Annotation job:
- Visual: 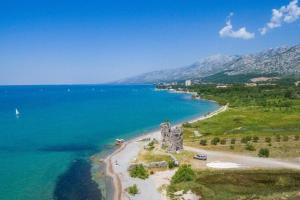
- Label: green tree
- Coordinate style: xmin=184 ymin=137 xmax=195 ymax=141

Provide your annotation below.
xmin=258 ymin=148 xmax=270 ymax=157
xmin=129 ymin=164 xmax=149 ymax=179
xmin=200 ymin=139 xmax=207 ymax=146
xmin=171 ymin=165 xmax=195 ymax=184
xmin=211 ymin=137 xmax=220 ymax=145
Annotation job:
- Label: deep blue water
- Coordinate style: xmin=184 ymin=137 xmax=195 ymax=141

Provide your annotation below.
xmin=0 ymin=85 xmax=219 ymax=200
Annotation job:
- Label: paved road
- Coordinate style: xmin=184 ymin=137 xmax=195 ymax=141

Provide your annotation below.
xmin=184 ymin=146 xmax=300 ymax=170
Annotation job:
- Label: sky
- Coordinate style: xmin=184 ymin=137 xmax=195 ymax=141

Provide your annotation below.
xmin=0 ymin=0 xmax=300 ymax=85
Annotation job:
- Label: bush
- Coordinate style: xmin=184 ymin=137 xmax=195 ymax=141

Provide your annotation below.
xmin=171 ymin=164 xmax=195 ymax=184
xmin=252 ymin=136 xmax=259 ymax=143
xmin=182 ymin=122 xmax=192 ymax=128
xmin=295 ymin=135 xmax=300 ymax=141
xmin=283 ymin=135 xmax=289 ymax=142
xmin=265 ymin=137 xmax=271 ymax=143
xmin=258 ymin=148 xmax=270 ymax=157
xmin=230 ymin=138 xmax=236 ymax=144
xmin=211 ymin=137 xmax=220 ymax=145
xmin=147 ymin=141 xmax=155 ymax=150
xmin=168 ymin=160 xmax=176 ymax=169
xmin=245 ymin=142 xmax=256 ymax=151
xmin=200 ymin=139 xmax=207 ymax=146
xmin=276 ymin=135 xmax=281 ymax=142
xmin=129 ymin=164 xmax=149 ymax=179
xmin=127 ymin=184 xmax=139 ymax=195
xmin=241 ymin=136 xmax=252 ymax=144
xmin=220 ymin=139 xmax=226 ymax=145
xmin=230 ymin=145 xmax=234 ymax=150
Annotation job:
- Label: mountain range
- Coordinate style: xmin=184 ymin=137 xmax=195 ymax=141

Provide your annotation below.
xmin=117 ymin=44 xmax=300 ymax=83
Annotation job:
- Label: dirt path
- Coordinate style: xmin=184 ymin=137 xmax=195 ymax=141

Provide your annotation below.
xmin=184 ymin=146 xmax=300 ymax=170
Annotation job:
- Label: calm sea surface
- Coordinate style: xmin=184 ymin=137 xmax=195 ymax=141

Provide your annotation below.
xmin=0 ymin=84 xmax=219 ymax=200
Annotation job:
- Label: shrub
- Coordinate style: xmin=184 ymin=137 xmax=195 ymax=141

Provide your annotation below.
xmin=258 ymin=148 xmax=270 ymax=157
xmin=127 ymin=184 xmax=139 ymax=195
xmin=129 ymin=164 xmax=149 ymax=179
xmin=283 ymin=135 xmax=289 ymax=142
xmin=245 ymin=142 xmax=256 ymax=151
xmin=211 ymin=137 xmax=220 ymax=145
xmin=147 ymin=141 xmax=155 ymax=150
xmin=230 ymin=138 xmax=236 ymax=144
xmin=241 ymin=136 xmax=252 ymax=144
xmin=230 ymin=145 xmax=234 ymax=150
xmin=295 ymin=135 xmax=300 ymax=141
xmin=200 ymin=139 xmax=207 ymax=146
xmin=168 ymin=160 xmax=176 ymax=169
xmin=252 ymin=136 xmax=259 ymax=143
xmin=265 ymin=137 xmax=271 ymax=143
xmin=182 ymin=122 xmax=192 ymax=128
xmin=268 ymin=143 xmax=272 ymax=146
xmin=150 ymin=170 xmax=154 ymax=175
xmin=276 ymin=135 xmax=281 ymax=142
xmin=220 ymin=139 xmax=226 ymax=145
xmin=171 ymin=164 xmax=195 ymax=184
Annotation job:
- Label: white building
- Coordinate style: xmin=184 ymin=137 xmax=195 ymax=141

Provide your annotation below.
xmin=185 ymin=80 xmax=192 ymax=86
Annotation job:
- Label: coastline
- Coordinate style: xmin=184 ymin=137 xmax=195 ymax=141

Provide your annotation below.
xmin=103 ymin=103 xmax=228 ymax=200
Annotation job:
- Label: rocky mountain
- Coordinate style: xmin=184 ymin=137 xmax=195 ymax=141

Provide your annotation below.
xmin=117 ymin=44 xmax=300 ymax=83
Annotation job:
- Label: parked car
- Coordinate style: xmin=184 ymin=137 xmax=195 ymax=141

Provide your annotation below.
xmin=193 ymin=154 xmax=207 ymax=160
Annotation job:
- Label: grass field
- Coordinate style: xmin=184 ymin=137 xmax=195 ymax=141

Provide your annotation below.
xmin=179 ymin=82 xmax=300 ymax=158
xmin=168 ymin=169 xmax=300 ymax=200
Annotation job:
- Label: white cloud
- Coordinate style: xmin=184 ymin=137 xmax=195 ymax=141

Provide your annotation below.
xmin=260 ymin=0 xmax=300 ymax=35
xmin=219 ymin=13 xmax=255 ymax=40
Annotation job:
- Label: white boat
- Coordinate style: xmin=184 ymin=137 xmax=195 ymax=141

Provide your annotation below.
xmin=115 ymin=138 xmax=125 ymax=145
xmin=15 ymin=108 xmax=20 ymax=116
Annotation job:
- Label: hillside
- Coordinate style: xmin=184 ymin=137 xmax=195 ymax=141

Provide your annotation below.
xmin=117 ymin=44 xmax=300 ymax=83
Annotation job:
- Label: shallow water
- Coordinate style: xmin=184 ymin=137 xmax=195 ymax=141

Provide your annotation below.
xmin=0 ymin=84 xmax=219 ymax=200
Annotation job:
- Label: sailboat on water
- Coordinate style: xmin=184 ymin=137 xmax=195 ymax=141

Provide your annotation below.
xmin=15 ymin=108 xmax=20 ymax=117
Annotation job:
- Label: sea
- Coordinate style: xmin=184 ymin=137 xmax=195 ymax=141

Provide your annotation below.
xmin=0 ymin=84 xmax=219 ymax=200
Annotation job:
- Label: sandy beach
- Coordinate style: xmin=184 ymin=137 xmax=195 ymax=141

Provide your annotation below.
xmin=104 ymin=104 xmax=228 ymax=200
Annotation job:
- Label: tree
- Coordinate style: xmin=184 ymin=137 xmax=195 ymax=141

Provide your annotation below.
xmin=129 ymin=164 xmax=149 ymax=179
xmin=231 ymin=138 xmax=236 ymax=144
xmin=171 ymin=165 xmax=195 ymax=184
xmin=258 ymin=148 xmax=270 ymax=157
xmin=245 ymin=142 xmax=255 ymax=151
xmin=241 ymin=136 xmax=252 ymax=144
xmin=252 ymin=136 xmax=259 ymax=143
xmin=220 ymin=138 xmax=226 ymax=145
xmin=200 ymin=139 xmax=207 ymax=146
xmin=211 ymin=137 xmax=220 ymax=145
xmin=265 ymin=137 xmax=271 ymax=143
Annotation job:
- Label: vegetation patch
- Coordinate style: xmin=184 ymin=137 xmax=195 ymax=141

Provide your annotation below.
xmin=126 ymin=184 xmax=139 ymax=196
xmin=168 ymin=169 xmax=300 ymax=200
xmin=129 ymin=164 xmax=149 ymax=179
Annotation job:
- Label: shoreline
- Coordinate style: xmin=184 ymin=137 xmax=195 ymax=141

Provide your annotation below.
xmin=103 ymin=103 xmax=228 ymax=200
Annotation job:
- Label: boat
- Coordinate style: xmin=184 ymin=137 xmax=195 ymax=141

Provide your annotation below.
xmin=15 ymin=108 xmax=20 ymax=116
xmin=115 ymin=138 xmax=124 ymax=145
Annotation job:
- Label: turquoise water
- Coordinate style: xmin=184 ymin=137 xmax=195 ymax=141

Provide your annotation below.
xmin=0 ymin=85 xmax=219 ymax=200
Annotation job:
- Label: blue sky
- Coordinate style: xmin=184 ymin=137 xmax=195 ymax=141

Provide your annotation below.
xmin=0 ymin=0 xmax=300 ymax=85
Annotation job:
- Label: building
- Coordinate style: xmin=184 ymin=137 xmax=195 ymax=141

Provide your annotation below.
xmin=185 ymin=80 xmax=192 ymax=86
xmin=160 ymin=122 xmax=183 ymax=152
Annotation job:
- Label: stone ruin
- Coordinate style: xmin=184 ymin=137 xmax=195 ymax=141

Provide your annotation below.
xmin=160 ymin=122 xmax=183 ymax=152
